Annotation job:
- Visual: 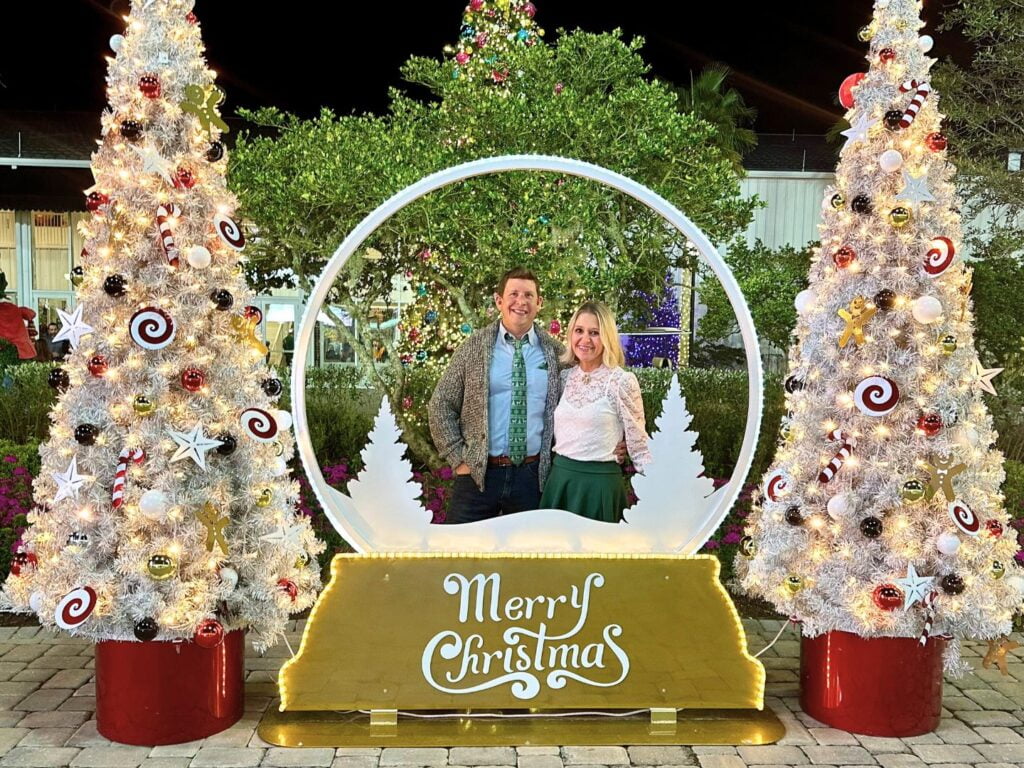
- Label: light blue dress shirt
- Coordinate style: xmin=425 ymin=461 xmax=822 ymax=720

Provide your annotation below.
xmin=488 ymin=323 xmax=548 ymax=457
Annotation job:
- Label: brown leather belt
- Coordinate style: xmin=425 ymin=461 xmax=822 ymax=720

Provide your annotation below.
xmin=488 ymin=454 xmax=540 ymax=467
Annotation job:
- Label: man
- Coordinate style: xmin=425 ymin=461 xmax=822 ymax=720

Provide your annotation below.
xmin=429 ymin=267 xmax=563 ymax=523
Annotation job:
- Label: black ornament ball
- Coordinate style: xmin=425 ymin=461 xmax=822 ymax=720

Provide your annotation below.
xmin=860 ymin=516 xmax=884 ymax=538
xmin=785 ymin=376 xmax=806 ymax=394
xmin=941 ymin=573 xmax=965 ymax=595
xmin=785 ymin=507 xmax=803 ymax=526
xmin=883 ymin=110 xmax=903 ymax=131
xmin=215 ymin=433 xmax=237 ymax=456
xmin=134 ymin=618 xmax=159 ymax=641
xmin=48 ymin=368 xmax=70 ymax=392
xmin=874 ymin=289 xmax=897 ymax=311
xmin=261 ymin=378 xmax=283 ymax=398
xmin=103 ymin=274 xmax=127 ymax=297
xmin=75 ymin=424 xmax=99 ymax=446
xmin=210 ymin=289 xmax=234 ymax=311
xmin=851 ymin=195 xmax=873 ymax=214
xmin=206 ymin=141 xmax=225 ymax=163
xmin=119 ymin=120 xmax=144 ymax=142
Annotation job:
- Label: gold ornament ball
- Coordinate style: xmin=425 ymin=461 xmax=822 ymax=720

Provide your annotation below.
xmin=273 ymin=440 xmax=285 ymax=457
xmin=133 ymin=395 xmax=155 ymax=415
xmin=992 ymin=560 xmax=1006 ymax=579
xmin=295 ymin=551 xmax=311 ymax=569
xmin=940 ymin=334 xmax=957 ymax=355
xmin=830 ymin=193 xmax=846 ymax=210
xmin=780 ymin=421 xmax=794 ymax=442
xmin=902 ymin=479 xmax=926 ymax=503
xmin=785 ymin=575 xmax=804 ymax=594
xmin=857 ymin=25 xmax=874 ymax=42
xmin=889 ymin=206 xmax=912 ymax=228
xmin=740 ymin=536 xmax=758 ymax=559
xmin=256 ymin=488 xmax=273 ymax=507
xmin=147 ymin=554 xmax=177 ymax=581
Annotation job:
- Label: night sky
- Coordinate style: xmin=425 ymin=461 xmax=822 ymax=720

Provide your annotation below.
xmin=4 ymin=0 xmax=960 ymax=134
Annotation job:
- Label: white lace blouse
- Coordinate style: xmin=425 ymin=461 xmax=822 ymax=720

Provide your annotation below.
xmin=552 ymin=365 xmax=652 ymax=471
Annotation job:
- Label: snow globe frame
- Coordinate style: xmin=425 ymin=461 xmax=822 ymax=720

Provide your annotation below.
xmin=265 ymin=156 xmax=782 ymax=747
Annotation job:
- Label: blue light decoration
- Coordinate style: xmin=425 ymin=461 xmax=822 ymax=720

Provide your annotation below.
xmin=620 ymin=275 xmax=684 ymax=368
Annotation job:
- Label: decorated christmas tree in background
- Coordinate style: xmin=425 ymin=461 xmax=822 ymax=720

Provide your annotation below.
xmin=444 ymin=0 xmax=543 ymax=84
xmin=736 ymin=0 xmax=1021 ymax=671
xmin=2 ymin=0 xmax=321 ymax=650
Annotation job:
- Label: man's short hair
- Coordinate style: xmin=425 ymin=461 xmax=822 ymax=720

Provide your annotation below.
xmin=496 ymin=267 xmax=541 ymax=298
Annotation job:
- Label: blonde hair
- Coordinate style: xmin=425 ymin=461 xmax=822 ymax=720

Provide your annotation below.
xmin=560 ymin=301 xmax=626 ymax=369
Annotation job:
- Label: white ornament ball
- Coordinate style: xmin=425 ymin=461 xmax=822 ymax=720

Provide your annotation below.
xmin=877 ymin=0 xmax=890 ymax=9
xmin=275 ymin=410 xmax=293 ymax=431
xmin=110 ymin=35 xmax=125 ymax=53
xmin=827 ymin=494 xmax=849 ymax=519
xmin=1006 ymin=574 xmax=1024 ymax=598
xmin=139 ymin=489 xmax=169 ymax=520
xmin=879 ymin=150 xmax=904 ymax=173
xmin=795 ymin=289 xmax=817 ymax=316
xmin=936 ymin=533 xmax=961 ymax=555
xmin=918 ymin=35 xmax=934 ymax=53
xmin=954 ymin=425 xmax=980 ymax=452
xmin=29 ymin=592 xmax=45 ymax=613
xmin=186 ymin=246 xmax=212 ymax=269
xmin=271 ymin=457 xmax=288 ymax=476
xmin=219 ymin=567 xmax=239 ymax=591
xmin=912 ymin=295 xmax=943 ymax=324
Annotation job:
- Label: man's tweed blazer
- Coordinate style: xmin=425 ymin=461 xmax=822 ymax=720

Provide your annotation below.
xmin=428 ymin=318 xmax=564 ymax=492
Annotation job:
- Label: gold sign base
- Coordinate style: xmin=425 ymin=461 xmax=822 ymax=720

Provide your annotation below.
xmin=265 ymin=554 xmax=782 ymax=745
xmin=257 ymin=706 xmax=785 ymax=747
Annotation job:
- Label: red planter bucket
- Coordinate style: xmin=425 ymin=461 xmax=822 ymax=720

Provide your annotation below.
xmin=800 ymin=630 xmax=945 ymax=737
xmin=95 ymin=629 xmax=245 ymax=745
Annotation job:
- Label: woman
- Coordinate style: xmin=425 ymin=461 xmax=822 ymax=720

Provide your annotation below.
xmin=540 ymin=301 xmax=651 ymax=522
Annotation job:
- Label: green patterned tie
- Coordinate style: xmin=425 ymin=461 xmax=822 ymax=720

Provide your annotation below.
xmin=508 ymin=336 xmax=527 ymax=465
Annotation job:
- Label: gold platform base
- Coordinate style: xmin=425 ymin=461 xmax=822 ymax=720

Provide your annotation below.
xmin=258 ymin=704 xmax=786 ymax=747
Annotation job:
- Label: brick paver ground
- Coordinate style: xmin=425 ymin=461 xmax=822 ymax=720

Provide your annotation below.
xmin=0 ymin=620 xmax=1019 ymax=768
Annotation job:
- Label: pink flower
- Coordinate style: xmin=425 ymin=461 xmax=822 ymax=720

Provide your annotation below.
xmin=436 ymin=466 xmax=454 ymax=480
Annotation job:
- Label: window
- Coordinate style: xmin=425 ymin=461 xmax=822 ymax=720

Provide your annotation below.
xmin=31 ymin=211 xmax=73 ymax=291
xmin=0 ymin=212 xmax=15 ymax=297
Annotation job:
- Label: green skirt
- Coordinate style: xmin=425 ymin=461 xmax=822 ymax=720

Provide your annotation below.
xmin=540 ymin=454 xmax=628 ymax=523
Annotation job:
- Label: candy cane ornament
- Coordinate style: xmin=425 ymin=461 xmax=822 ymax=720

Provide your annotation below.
xmin=819 ymin=428 xmax=857 ymax=483
xmin=111 ymin=448 xmax=146 ymax=508
xmin=156 ymin=202 xmax=181 ymax=267
xmin=899 ymin=80 xmax=931 ymax=129
xmin=918 ymin=590 xmax=938 ymax=646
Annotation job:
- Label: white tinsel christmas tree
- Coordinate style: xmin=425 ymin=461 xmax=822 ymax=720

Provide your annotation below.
xmin=736 ymin=0 xmax=1020 ymax=672
xmin=2 ymin=0 xmax=321 ymax=651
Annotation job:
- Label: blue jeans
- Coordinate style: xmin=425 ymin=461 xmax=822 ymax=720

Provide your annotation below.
xmin=445 ymin=463 xmax=541 ymax=524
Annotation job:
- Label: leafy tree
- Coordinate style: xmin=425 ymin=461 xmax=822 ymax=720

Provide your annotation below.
xmin=695 ymin=239 xmax=813 ymax=350
xmin=672 ymin=64 xmax=758 ymax=172
xmin=231 ymin=19 xmax=757 ymax=466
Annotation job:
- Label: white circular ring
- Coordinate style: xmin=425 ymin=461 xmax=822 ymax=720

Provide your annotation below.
xmin=290 ymin=155 xmax=763 ymax=553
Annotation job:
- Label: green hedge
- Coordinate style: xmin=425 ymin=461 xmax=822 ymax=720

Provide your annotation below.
xmin=0 ymin=363 xmax=58 ymax=447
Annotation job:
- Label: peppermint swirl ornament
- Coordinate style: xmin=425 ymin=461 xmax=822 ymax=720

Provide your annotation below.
xmin=214 ymin=213 xmax=245 ymax=251
xmin=764 ymin=469 xmax=792 ymax=503
xmin=948 ymin=500 xmax=981 ymax=536
xmin=130 ymin=308 xmax=176 ymax=350
xmin=55 ymin=586 xmax=97 ymax=630
xmin=924 ymin=237 xmax=955 ymax=278
xmin=240 ymin=408 xmax=278 ymax=442
xmin=854 ymin=376 xmax=900 ymax=417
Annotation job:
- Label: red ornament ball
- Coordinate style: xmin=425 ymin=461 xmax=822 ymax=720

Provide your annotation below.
xmin=455 ymin=52 xmax=470 ymax=65
xmin=873 ymin=584 xmax=904 ymax=611
xmin=85 ymin=191 xmax=109 ymax=212
xmin=521 ymin=2 xmax=537 ymax=17
xmin=180 ymin=367 xmax=206 ymax=393
xmin=916 ymin=412 xmax=943 ymax=437
xmin=549 ymin=319 xmax=562 ymax=335
xmin=243 ymin=305 xmax=262 ymax=323
xmin=88 ymin=355 xmax=109 ymax=377
xmin=925 ymin=132 xmax=948 ymax=152
xmin=838 ymin=72 xmax=866 ymax=109
xmin=984 ymin=519 xmax=1004 ymax=538
xmin=833 ymin=246 xmax=856 ymax=269
xmin=277 ymin=579 xmax=298 ymax=601
xmin=174 ymin=167 xmax=196 ymax=189
xmin=470 ymin=0 xmax=484 ymax=10
xmin=402 ymin=396 xmax=414 ymax=410
xmin=186 ymin=11 xmax=198 ymax=24
xmin=879 ymin=47 xmax=897 ymax=63
xmin=138 ymin=75 xmax=161 ymax=99
xmin=194 ymin=619 xmax=224 ymax=648
xmin=10 ymin=551 xmax=37 ymax=577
